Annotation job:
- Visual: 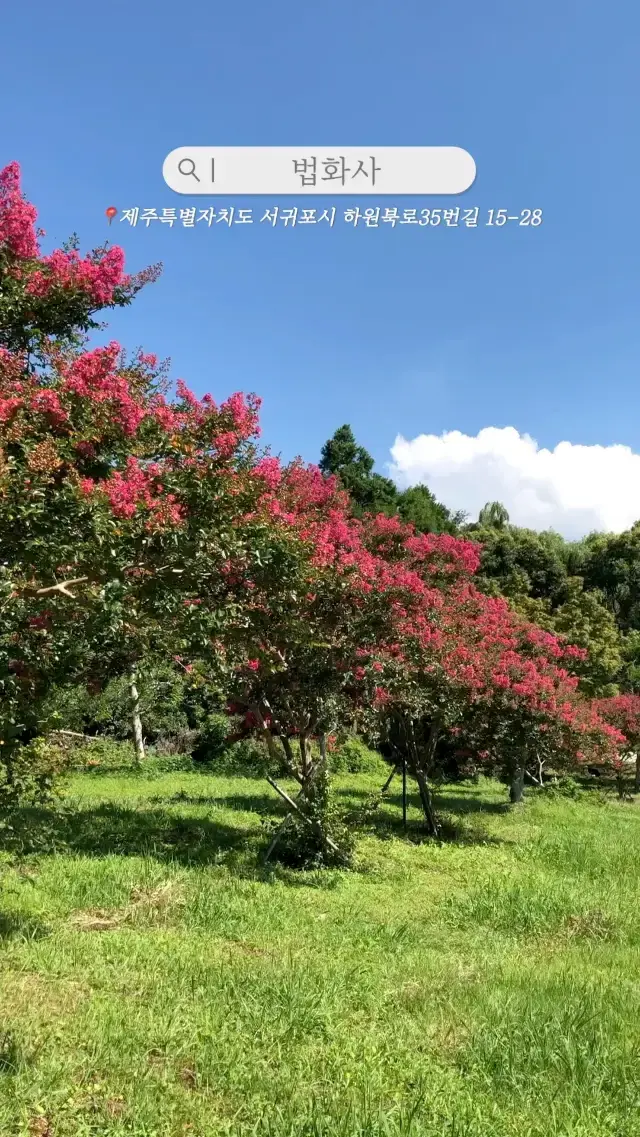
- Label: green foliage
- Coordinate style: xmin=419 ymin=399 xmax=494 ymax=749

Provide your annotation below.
xmin=73 ymin=736 xmax=196 ymax=777
xmin=192 ymin=714 xmax=280 ymax=776
xmin=618 ymin=630 xmax=640 ymax=692
xmin=477 ymin=500 xmax=510 ymax=529
xmin=329 ymin=735 xmax=387 ymax=775
xmin=551 ymin=580 xmax=622 ymax=696
xmin=506 ymin=578 xmax=624 ymax=698
xmin=474 ymin=525 xmax=629 ymax=696
xmin=87 ymin=666 xmax=190 ymax=742
xmin=319 ymin=424 xmax=459 ymax=532
xmin=42 ymin=664 xmax=208 ymax=751
xmin=544 ymin=775 xmax=587 ymax=800
xmin=262 ymin=764 xmax=356 ymax=869
xmin=73 ymin=736 xmax=140 ymax=772
xmin=319 ymin=424 xmax=398 ymax=517
xmin=476 ymin=526 xmax=570 ymax=607
xmin=579 ymin=524 xmax=640 ymax=632
xmin=190 ymin=712 xmax=230 ymax=763
xmin=396 ymin=483 xmax=463 ymax=534
xmin=0 ymin=737 xmax=71 ymax=812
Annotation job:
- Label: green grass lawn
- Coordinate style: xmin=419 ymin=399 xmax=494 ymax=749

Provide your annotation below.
xmin=1 ymin=770 xmax=639 ymax=1136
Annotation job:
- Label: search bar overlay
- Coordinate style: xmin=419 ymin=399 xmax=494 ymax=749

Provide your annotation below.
xmin=163 ymin=147 xmax=476 ymax=196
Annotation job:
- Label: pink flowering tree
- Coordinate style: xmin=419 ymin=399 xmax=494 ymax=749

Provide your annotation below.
xmin=207 ymin=463 xmax=621 ymax=838
xmin=0 ymin=162 xmax=266 ymax=786
xmin=321 ymin=513 xmax=623 ymax=823
xmin=0 ymin=162 xmax=159 ymax=357
xmin=593 ymin=694 xmax=640 ymax=793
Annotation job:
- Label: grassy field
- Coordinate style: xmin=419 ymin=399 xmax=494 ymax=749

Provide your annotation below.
xmin=0 ymin=768 xmax=639 ymax=1137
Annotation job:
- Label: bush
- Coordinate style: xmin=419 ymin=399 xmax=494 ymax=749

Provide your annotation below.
xmin=153 ymin=727 xmax=198 ymax=757
xmin=0 ymin=738 xmax=72 ymax=812
xmin=219 ymin=736 xmax=284 ymax=777
xmin=261 ymin=764 xmax=356 ymax=869
xmin=329 ymin=736 xmax=387 ymax=776
xmin=76 ymin=737 xmax=197 ymax=777
xmin=139 ymin=750 xmax=196 ymax=775
xmin=191 ymin=713 xmax=231 ymax=764
xmin=542 ymin=775 xmax=586 ymax=800
xmin=192 ymin=714 xmax=288 ymax=776
xmin=72 ymin=736 xmax=135 ymax=773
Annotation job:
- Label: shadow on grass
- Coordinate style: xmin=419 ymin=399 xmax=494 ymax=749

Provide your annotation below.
xmin=433 ymin=793 xmax=510 ymax=816
xmin=337 ymin=785 xmax=510 ymax=816
xmin=342 ymin=791 xmax=505 ymax=847
xmin=147 ymin=791 xmax=282 ymax=813
xmin=0 ymin=773 xmax=512 ymax=879
xmin=360 ymin=812 xmax=504 ymax=847
xmin=1 ymin=803 xmax=352 ymax=892
xmin=1 ymin=802 xmax=264 ymax=867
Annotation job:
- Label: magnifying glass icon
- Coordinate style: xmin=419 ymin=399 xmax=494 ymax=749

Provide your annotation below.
xmin=178 ymin=158 xmax=200 ymax=182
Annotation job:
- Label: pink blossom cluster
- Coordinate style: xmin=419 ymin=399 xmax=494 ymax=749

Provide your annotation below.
xmin=27 ymin=246 xmax=126 ymax=305
xmin=80 ymin=455 xmax=183 ymax=527
xmin=30 ymin=388 xmax=69 ymax=427
xmin=62 ymin=343 xmax=146 ymax=435
xmin=0 ymin=162 xmax=38 ymax=259
xmin=253 ymin=456 xmax=282 ymax=489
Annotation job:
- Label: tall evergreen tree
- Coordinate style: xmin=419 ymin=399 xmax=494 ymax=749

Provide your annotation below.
xmin=319 ymin=425 xmax=460 ymax=533
xmin=319 ymin=424 xmax=398 ymax=517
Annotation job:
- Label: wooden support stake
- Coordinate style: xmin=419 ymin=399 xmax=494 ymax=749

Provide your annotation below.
xmin=381 ymin=763 xmax=398 ymax=794
xmin=402 ymin=752 xmax=407 ymax=830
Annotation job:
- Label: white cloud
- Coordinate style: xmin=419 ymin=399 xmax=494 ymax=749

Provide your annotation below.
xmin=388 ymin=426 xmax=640 ymax=539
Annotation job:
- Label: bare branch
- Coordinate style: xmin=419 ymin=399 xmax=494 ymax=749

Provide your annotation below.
xmin=36 ymin=577 xmax=89 ymax=598
xmin=48 ymin=729 xmax=91 ymax=740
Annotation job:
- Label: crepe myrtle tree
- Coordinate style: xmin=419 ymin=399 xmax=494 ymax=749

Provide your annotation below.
xmin=593 ymin=694 xmax=640 ymax=794
xmin=335 ymin=515 xmax=623 ymax=824
xmin=0 ymin=161 xmax=160 ymax=358
xmin=0 ymin=161 xmax=271 ymax=782
xmin=215 ymin=469 xmax=622 ymax=838
xmin=212 ymin=462 xmax=369 ymax=863
xmin=0 ymin=339 xmax=268 ymax=763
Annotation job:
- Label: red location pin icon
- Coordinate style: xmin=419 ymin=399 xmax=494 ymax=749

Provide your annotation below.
xmin=105 ymin=206 xmax=118 ymax=226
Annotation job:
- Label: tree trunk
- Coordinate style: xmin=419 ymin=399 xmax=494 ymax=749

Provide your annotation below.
xmin=281 ymin=734 xmax=296 ymax=774
xmin=299 ymin=733 xmax=311 ymax=781
xmin=406 ymin=716 xmax=441 ymax=837
xmin=635 ymin=753 xmax=640 ymax=795
xmin=128 ymin=665 xmax=145 ymax=765
xmin=510 ymin=763 xmax=525 ymax=804
xmin=263 ymin=732 xmax=339 ymax=864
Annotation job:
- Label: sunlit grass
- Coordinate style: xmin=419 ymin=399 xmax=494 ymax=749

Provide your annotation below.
xmin=1 ymin=771 xmax=639 ymax=1135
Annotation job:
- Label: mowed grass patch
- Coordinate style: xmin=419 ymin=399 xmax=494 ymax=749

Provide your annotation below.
xmin=0 ymin=772 xmax=639 ymax=1136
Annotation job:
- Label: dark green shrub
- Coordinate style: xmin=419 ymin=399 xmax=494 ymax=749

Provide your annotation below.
xmin=0 ymin=738 xmax=72 ymax=811
xmin=191 ymin=713 xmax=231 ymax=764
xmin=261 ymin=764 xmax=356 ymax=869
xmin=192 ymin=714 xmax=288 ymax=776
xmin=329 ymin=736 xmax=387 ymax=776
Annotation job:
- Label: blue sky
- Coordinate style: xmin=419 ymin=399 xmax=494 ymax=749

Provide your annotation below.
xmin=2 ymin=0 xmax=640 ymax=531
